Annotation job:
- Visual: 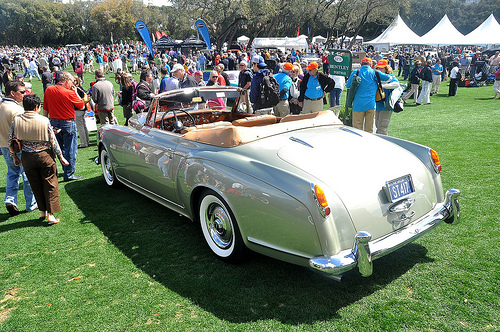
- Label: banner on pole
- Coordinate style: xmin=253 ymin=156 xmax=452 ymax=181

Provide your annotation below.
xmin=195 ymin=19 xmax=211 ymax=49
xmin=135 ymin=21 xmax=154 ymax=55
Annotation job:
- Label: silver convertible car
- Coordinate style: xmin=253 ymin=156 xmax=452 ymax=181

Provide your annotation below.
xmin=97 ymin=86 xmax=460 ymax=280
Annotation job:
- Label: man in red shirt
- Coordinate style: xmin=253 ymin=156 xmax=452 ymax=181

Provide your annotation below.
xmin=322 ymin=51 xmax=330 ymax=74
xmin=43 ymin=71 xmax=85 ymax=181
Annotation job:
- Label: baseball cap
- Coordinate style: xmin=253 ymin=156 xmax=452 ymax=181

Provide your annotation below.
xmin=306 ymin=62 xmax=319 ymax=71
xmin=251 ymin=55 xmax=267 ymax=67
xmin=283 ymin=62 xmax=294 ymax=71
xmin=375 ymin=59 xmax=389 ymax=68
xmin=194 ymin=70 xmax=203 ymax=76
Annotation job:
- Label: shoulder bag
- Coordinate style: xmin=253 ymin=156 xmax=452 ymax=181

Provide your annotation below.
xmin=375 ymin=70 xmax=386 ymax=102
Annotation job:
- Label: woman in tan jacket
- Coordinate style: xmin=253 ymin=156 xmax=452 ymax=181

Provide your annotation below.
xmin=9 ymin=94 xmax=69 ymax=225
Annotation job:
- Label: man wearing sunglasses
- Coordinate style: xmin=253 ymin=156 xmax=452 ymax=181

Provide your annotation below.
xmin=0 ymin=80 xmax=37 ymax=216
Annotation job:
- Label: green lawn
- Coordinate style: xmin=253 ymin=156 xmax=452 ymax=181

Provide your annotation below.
xmin=0 ymin=69 xmax=499 ymax=331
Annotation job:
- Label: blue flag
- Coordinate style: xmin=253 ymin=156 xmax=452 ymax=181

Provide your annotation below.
xmin=135 ymin=21 xmax=154 ymax=55
xmin=195 ymin=19 xmax=211 ymax=50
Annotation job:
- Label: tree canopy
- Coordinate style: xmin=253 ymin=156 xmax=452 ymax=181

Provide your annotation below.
xmin=0 ymin=0 xmax=498 ymax=48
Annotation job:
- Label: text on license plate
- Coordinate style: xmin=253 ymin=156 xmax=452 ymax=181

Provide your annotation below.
xmin=386 ymin=175 xmax=414 ymax=202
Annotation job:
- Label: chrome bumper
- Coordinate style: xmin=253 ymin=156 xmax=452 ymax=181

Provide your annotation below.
xmin=309 ymin=189 xmax=460 ymax=277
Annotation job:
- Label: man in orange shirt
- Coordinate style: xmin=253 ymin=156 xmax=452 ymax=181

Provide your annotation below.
xmin=43 ymin=71 xmax=85 ymax=181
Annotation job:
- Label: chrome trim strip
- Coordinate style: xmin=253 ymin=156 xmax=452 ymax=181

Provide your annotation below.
xmin=247 ymin=237 xmax=312 ymax=259
xmin=339 ymin=126 xmax=363 ymax=137
xmin=289 ymin=136 xmax=314 ymax=148
xmin=309 ymin=189 xmax=460 ymax=276
xmin=116 ymin=174 xmax=184 ymax=209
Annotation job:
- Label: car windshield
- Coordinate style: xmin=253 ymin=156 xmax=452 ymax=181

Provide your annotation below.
xmin=145 ymin=86 xmax=246 ymax=128
xmin=157 ymin=87 xmax=241 ymax=109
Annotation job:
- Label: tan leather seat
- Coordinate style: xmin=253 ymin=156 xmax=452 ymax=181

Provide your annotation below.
xmin=182 ymin=121 xmax=232 ymax=133
xmin=182 ymin=125 xmax=243 ymax=147
xmin=232 ymin=114 xmax=277 ymax=127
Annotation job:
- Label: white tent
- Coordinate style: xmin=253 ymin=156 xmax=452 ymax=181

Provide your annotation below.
xmin=463 ymin=14 xmax=500 ymax=46
xmin=312 ymin=35 xmax=327 ymax=44
xmin=366 ymin=14 xmax=423 ymax=50
xmin=237 ymin=35 xmax=250 ymax=44
xmin=420 ymin=14 xmax=465 ymax=46
xmin=252 ymin=37 xmax=308 ymax=51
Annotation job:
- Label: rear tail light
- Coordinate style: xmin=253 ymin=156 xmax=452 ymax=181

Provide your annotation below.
xmin=312 ymin=184 xmax=331 ymax=217
xmin=430 ymin=149 xmax=442 ymax=173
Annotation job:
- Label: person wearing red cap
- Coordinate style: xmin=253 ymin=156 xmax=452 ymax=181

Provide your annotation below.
xmin=194 ymin=71 xmax=206 ymax=86
xmin=298 ymin=62 xmax=335 ymax=114
xmin=346 ymin=57 xmax=391 ymax=132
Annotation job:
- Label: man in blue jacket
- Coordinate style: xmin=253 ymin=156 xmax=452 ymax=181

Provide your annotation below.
xmin=249 ymin=55 xmax=270 ymax=112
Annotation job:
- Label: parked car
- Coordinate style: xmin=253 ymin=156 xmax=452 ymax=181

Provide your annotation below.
xmin=97 ymin=86 xmax=460 ymax=280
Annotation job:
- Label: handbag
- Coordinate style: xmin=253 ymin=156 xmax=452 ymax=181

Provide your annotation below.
xmin=375 ymin=71 xmax=385 ymax=102
xmin=9 ymin=138 xmax=21 ymax=154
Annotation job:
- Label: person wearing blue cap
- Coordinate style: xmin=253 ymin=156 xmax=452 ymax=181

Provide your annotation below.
xmin=249 ymin=55 xmax=270 ymax=112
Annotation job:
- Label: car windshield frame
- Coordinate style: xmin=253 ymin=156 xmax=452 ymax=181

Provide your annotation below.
xmin=145 ymin=86 xmax=245 ymax=127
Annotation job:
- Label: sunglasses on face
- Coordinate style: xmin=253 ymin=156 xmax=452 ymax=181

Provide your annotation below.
xmin=18 ymin=90 xmax=26 ymax=94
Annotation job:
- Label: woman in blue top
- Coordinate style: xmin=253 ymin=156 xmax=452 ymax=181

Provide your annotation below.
xmin=374 ymin=60 xmax=401 ymax=136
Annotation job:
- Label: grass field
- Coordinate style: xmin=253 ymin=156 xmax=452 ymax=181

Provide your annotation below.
xmin=0 ymin=68 xmax=499 ymax=331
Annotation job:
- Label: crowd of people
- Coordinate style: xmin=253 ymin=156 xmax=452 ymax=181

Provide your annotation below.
xmin=1 ymin=41 xmax=499 ymax=224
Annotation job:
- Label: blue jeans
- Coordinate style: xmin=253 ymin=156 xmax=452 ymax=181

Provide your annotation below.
xmin=329 ymin=89 xmax=342 ymax=107
xmin=50 ymin=119 xmax=78 ymax=181
xmin=1 ymin=147 xmax=37 ymax=211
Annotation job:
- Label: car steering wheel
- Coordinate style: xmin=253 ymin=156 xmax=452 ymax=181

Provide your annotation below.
xmin=171 ymin=109 xmax=197 ymax=132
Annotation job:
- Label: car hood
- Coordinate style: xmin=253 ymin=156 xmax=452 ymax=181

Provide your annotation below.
xmin=277 ymin=126 xmax=438 ymax=239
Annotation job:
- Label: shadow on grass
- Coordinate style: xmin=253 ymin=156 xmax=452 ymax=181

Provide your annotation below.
xmin=0 ymin=213 xmax=48 ymax=230
xmin=66 ymin=176 xmax=433 ymax=325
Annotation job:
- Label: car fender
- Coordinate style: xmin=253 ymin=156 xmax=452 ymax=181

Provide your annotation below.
xmin=176 ymin=156 xmax=347 ymax=265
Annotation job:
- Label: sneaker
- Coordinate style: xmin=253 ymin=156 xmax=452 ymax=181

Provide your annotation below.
xmin=6 ymin=203 xmax=20 ymax=216
xmin=415 ymin=103 xmax=421 ymax=105
xmin=66 ymin=175 xmax=83 ymax=181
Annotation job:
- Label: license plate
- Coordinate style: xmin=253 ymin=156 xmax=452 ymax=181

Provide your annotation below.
xmin=385 ymin=175 xmax=414 ymax=202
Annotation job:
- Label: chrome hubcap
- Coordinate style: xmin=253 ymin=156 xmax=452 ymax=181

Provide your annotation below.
xmin=206 ymin=203 xmax=233 ymax=249
xmin=102 ymin=152 xmax=113 ymax=183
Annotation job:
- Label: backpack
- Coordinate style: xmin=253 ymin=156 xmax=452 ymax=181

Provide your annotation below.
xmin=259 ymin=73 xmax=280 ymax=108
xmin=132 ymin=82 xmax=150 ymax=113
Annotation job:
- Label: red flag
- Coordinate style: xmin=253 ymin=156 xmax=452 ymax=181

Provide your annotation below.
xmin=297 ymin=27 xmax=300 ymax=37
xmin=155 ymin=31 xmax=162 ymax=40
